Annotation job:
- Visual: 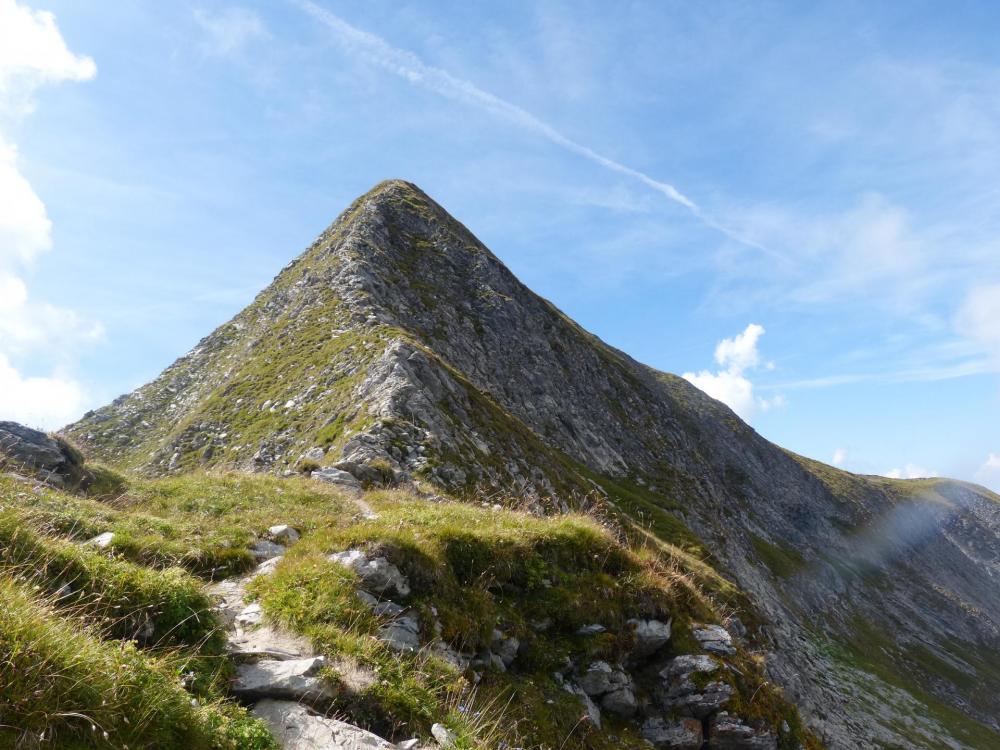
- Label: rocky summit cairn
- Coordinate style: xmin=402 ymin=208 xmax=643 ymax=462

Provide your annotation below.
xmin=65 ymin=180 xmax=1000 ymax=749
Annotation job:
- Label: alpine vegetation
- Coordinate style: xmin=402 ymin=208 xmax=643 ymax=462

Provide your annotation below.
xmin=2 ymin=182 xmax=998 ymax=749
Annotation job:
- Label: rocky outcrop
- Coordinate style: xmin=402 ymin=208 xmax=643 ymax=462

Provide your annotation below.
xmin=0 ymin=421 xmax=91 ymax=489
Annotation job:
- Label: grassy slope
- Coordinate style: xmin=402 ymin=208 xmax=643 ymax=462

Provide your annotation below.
xmin=0 ymin=468 xmax=818 ymax=749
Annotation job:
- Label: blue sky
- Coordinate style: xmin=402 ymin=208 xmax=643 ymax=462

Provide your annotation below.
xmin=1 ymin=0 xmax=998 ymax=490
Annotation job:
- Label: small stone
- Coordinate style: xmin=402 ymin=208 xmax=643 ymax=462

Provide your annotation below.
xmin=725 ymin=615 xmax=748 ymax=639
xmin=84 ymin=532 xmax=115 ymax=549
xmin=302 ymin=446 xmax=326 ymax=462
xmin=431 ymin=723 xmax=457 ymax=747
xmin=268 ymin=524 xmax=300 ymax=543
xmin=374 ymin=600 xmax=405 ymax=618
xmin=579 ymin=661 xmax=616 ymax=695
xmin=693 ymin=623 xmax=735 ymax=655
xmin=559 ymin=681 xmax=602 ymax=728
xmin=641 ymin=717 xmax=703 ymax=749
xmin=356 ymin=590 xmax=379 ymax=607
xmin=255 ymin=556 xmax=284 ymax=576
xmin=235 ymin=602 xmax=263 ymax=629
xmin=250 ymin=540 xmax=286 ymax=560
xmin=601 ymin=686 xmax=638 ymax=717
xmin=378 ymin=613 xmax=421 ymax=653
xmin=575 ymin=623 xmax=606 ymax=636
xmin=491 ymin=631 xmax=519 ymax=667
xmin=709 ymin=713 xmax=778 ymax=749
xmin=54 ymin=582 xmax=73 ymax=599
xmin=627 ymin=617 xmax=672 ymax=658
xmin=658 ymin=654 xmax=731 ymax=718
xmin=431 ymin=641 xmax=472 ymax=671
xmin=397 ymin=740 xmax=420 ymax=750
xmin=660 ymin=654 xmax=718 ymax=680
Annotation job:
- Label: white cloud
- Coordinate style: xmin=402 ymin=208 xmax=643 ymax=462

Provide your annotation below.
xmin=0 ymin=139 xmax=51 ymax=262
xmin=976 ymin=453 xmax=1000 ymax=488
xmin=0 ymin=1 xmax=97 ymax=427
xmin=955 ymin=284 xmax=1000 ymax=362
xmin=292 ymin=0 xmax=707 ymax=218
xmin=0 ymin=353 xmax=85 ymax=429
xmin=832 ymin=448 xmax=847 ymax=466
xmin=0 ymin=272 xmax=103 ymax=353
xmin=883 ymin=463 xmax=938 ymax=480
xmin=683 ymin=323 xmax=783 ymax=420
xmin=715 ymin=322 xmax=766 ymax=371
xmin=727 ymin=193 xmax=926 ymax=308
xmin=194 ymin=7 xmax=266 ymax=56
xmin=0 ymin=0 xmax=95 ymax=98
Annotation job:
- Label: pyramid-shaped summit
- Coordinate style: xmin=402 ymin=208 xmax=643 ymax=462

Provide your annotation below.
xmin=66 ymin=180 xmax=1000 ymax=749
xmin=66 ymin=178 xmax=732 ymax=494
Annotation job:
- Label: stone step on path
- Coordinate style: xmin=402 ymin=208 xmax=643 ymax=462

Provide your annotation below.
xmin=209 ymin=526 xmax=428 ymax=750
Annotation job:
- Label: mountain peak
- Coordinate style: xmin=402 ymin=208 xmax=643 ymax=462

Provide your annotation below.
xmin=64 ymin=183 xmax=1000 ymax=749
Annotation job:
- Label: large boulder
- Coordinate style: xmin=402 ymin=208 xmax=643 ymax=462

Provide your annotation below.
xmin=0 ymin=421 xmax=91 ymax=489
xmin=252 ymin=699 xmax=396 ymax=749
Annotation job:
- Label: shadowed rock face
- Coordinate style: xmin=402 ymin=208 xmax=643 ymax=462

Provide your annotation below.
xmin=0 ymin=421 xmax=91 ymax=489
xmin=66 ymin=180 xmax=1000 ymax=749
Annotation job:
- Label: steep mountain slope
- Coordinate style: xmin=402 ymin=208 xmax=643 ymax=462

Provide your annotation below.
xmin=67 ymin=180 xmax=1000 ymax=749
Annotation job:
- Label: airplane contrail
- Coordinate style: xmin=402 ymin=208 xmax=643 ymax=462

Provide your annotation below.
xmin=292 ymin=2 xmax=767 ymax=233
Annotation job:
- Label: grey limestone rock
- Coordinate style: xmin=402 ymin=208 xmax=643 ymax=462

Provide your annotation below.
xmin=641 ymin=717 xmax=704 ymax=749
xmin=0 ymin=421 xmax=91 ymax=489
xmin=709 ymin=713 xmax=778 ymax=749
xmin=232 ymin=656 xmax=334 ymax=702
xmin=252 ymin=699 xmax=396 ymax=749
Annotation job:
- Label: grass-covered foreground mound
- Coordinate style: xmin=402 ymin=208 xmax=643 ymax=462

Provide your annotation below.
xmin=0 ymin=468 xmax=818 ymax=749
xmin=248 ymin=492 xmax=820 ymax=749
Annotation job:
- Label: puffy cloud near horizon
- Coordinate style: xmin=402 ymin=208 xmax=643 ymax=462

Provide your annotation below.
xmin=0 ymin=354 xmax=86 ymax=429
xmin=883 ymin=463 xmax=938 ymax=480
xmin=0 ymin=0 xmax=99 ymax=429
xmin=976 ymin=454 xmax=1000 ymax=490
xmin=683 ymin=324 xmax=784 ymax=421
xmin=832 ymin=448 xmax=848 ymax=466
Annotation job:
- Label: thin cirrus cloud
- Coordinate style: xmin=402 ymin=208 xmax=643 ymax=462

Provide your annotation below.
xmin=0 ymin=0 xmax=101 ymax=428
xmin=288 ymin=0 xmax=758 ymax=236
xmin=290 ymin=1 xmax=998 ymax=397
xmin=193 ymin=6 xmax=267 ymax=56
